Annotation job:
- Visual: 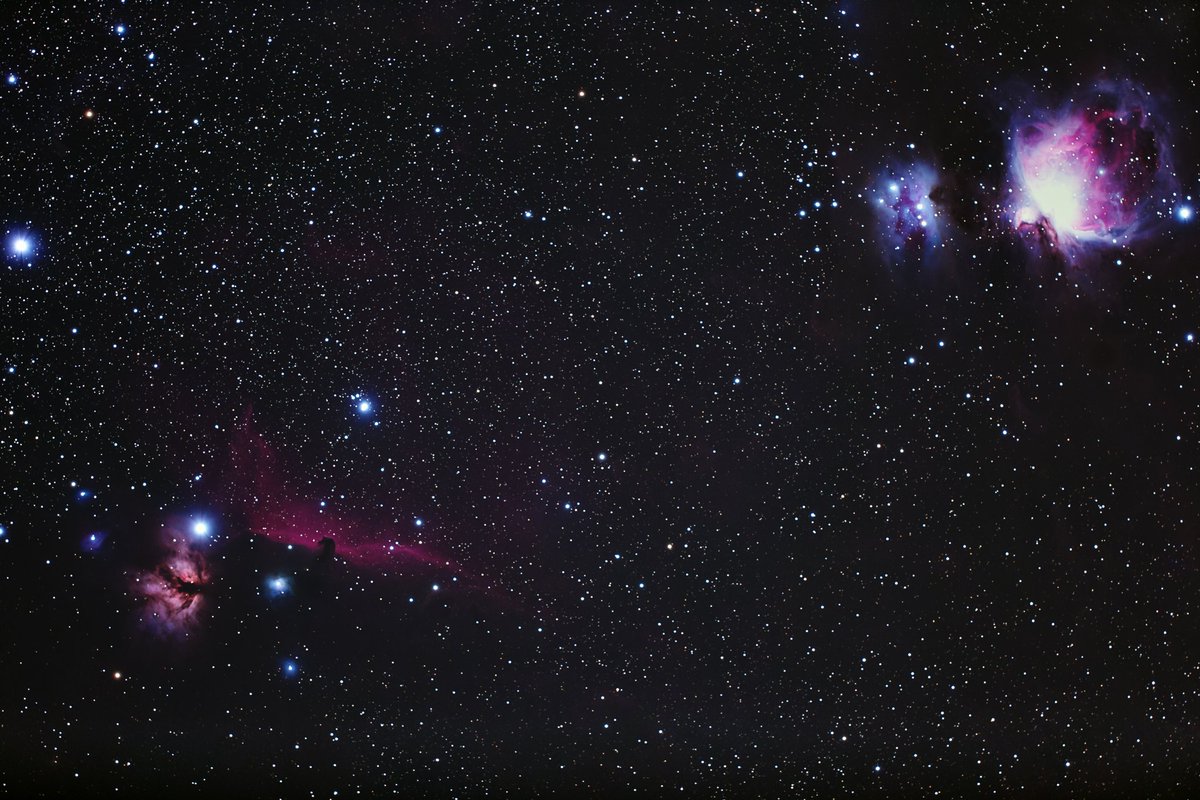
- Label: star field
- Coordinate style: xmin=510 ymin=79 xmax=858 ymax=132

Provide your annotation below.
xmin=2 ymin=2 xmax=1200 ymax=798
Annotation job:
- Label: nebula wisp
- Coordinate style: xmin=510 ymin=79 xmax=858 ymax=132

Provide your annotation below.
xmin=872 ymin=162 xmax=942 ymax=256
xmin=136 ymin=534 xmax=208 ymax=637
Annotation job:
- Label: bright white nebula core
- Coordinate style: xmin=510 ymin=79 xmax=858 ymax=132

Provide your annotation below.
xmin=1008 ymin=93 xmax=1167 ymax=257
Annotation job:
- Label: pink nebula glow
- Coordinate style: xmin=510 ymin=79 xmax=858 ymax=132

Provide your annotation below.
xmin=136 ymin=534 xmax=208 ymax=636
xmin=1008 ymin=90 xmax=1169 ymax=258
xmin=224 ymin=411 xmax=452 ymax=571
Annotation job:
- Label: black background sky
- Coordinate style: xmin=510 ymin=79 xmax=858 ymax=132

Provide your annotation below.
xmin=2 ymin=1 xmax=1200 ymax=797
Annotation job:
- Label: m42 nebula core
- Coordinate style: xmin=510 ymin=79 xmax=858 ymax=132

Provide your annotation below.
xmin=1009 ymin=92 xmax=1169 ymax=255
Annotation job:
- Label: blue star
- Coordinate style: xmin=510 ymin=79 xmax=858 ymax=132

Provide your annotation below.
xmin=281 ymin=659 xmax=299 ymax=678
xmin=266 ymin=576 xmax=290 ymax=596
xmin=7 ymin=232 xmax=35 ymax=261
xmin=6 ymin=74 xmax=17 ymax=86
xmin=191 ymin=519 xmax=212 ymax=538
xmin=1177 ymin=205 xmax=1194 ymax=222
xmin=114 ymin=23 xmax=127 ymax=36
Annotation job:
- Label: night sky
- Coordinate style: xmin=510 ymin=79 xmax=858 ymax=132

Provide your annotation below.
xmin=3 ymin=2 xmax=1200 ymax=797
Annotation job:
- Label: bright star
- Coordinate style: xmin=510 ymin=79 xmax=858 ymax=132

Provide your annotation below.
xmin=1178 ymin=205 xmax=1194 ymax=222
xmin=9 ymin=234 xmax=33 ymax=259
xmin=267 ymin=576 xmax=289 ymax=596
xmin=6 ymin=74 xmax=17 ymax=86
xmin=191 ymin=519 xmax=211 ymax=537
xmin=115 ymin=24 xmax=126 ymax=36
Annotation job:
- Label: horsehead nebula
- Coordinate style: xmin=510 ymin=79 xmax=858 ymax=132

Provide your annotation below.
xmin=1008 ymin=84 xmax=1173 ymax=259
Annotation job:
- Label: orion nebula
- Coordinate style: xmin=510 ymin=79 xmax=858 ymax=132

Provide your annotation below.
xmin=1008 ymin=86 xmax=1173 ymax=258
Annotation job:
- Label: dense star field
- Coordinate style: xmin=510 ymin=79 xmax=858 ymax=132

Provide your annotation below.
xmin=2 ymin=2 xmax=1199 ymax=797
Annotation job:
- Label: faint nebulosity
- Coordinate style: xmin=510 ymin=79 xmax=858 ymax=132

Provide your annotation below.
xmin=2 ymin=2 xmax=1199 ymax=798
